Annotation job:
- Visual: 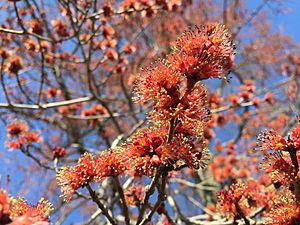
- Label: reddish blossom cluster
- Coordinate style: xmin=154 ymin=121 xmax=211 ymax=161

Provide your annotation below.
xmin=125 ymin=185 xmax=145 ymax=206
xmin=256 ymin=122 xmax=300 ymax=185
xmin=217 ymin=121 xmax=300 ymax=224
xmin=53 ymin=146 xmax=66 ymax=159
xmin=57 ymin=150 xmax=126 ymax=201
xmin=170 ymin=24 xmax=234 ymax=81
xmin=6 ymin=121 xmax=41 ymax=150
xmin=264 ymin=190 xmax=300 ymax=225
xmin=217 ymin=181 xmax=276 ymax=220
xmin=0 ymin=189 xmax=53 ymax=225
xmin=57 ymin=23 xmax=234 ymax=201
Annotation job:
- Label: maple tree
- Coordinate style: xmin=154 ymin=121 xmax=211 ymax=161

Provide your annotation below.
xmin=0 ymin=0 xmax=300 ymax=225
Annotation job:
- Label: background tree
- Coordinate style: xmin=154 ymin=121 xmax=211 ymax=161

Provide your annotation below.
xmin=0 ymin=0 xmax=299 ymax=224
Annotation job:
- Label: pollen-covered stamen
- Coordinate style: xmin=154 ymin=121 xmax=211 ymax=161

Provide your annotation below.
xmin=9 ymin=197 xmax=53 ymax=222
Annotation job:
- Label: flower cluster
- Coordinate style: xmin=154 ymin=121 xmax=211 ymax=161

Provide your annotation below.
xmin=217 ymin=121 xmax=300 ymax=224
xmin=57 ymin=23 xmax=234 ymax=201
xmin=217 ymin=181 xmax=277 ymax=220
xmin=256 ymin=122 xmax=300 ymax=185
xmin=264 ymin=189 xmax=300 ymax=225
xmin=170 ymin=24 xmax=234 ymax=81
xmin=6 ymin=120 xmax=41 ymax=150
xmin=0 ymin=189 xmax=53 ymax=225
xmin=57 ymin=149 xmax=126 ymax=201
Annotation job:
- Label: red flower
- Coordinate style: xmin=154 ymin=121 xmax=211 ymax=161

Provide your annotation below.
xmin=170 ymin=133 xmax=210 ymax=170
xmin=0 ymin=190 xmax=10 ymax=224
xmin=265 ymin=190 xmax=300 ymax=225
xmin=7 ymin=121 xmax=28 ymax=137
xmin=170 ymin=24 xmax=235 ymax=80
xmin=261 ymin=151 xmax=297 ymax=185
xmin=6 ymin=57 xmax=23 ymax=74
xmin=9 ymin=198 xmax=53 ymax=224
xmin=23 ymin=131 xmax=41 ymax=144
xmin=123 ymin=127 xmax=171 ymax=176
xmin=133 ymin=59 xmax=182 ymax=104
xmin=51 ymin=19 xmax=69 ymax=37
xmin=125 ymin=185 xmax=144 ymax=206
xmin=257 ymin=130 xmax=288 ymax=153
xmin=291 ymin=123 xmax=300 ymax=150
xmin=57 ymin=149 xmax=126 ymax=201
xmin=53 ymin=146 xmax=66 ymax=159
xmin=149 ymin=82 xmax=210 ymax=137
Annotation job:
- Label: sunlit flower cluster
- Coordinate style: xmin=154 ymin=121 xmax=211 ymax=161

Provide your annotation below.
xmin=57 ymin=23 xmax=234 ymax=202
xmin=0 ymin=189 xmax=53 ymax=225
xmin=57 ymin=150 xmax=126 ymax=201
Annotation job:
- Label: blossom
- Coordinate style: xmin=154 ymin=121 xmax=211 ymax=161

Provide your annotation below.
xmin=256 ymin=130 xmax=288 ymax=153
xmin=170 ymin=24 xmax=235 ymax=80
xmin=291 ymin=122 xmax=300 ymax=150
xmin=29 ymin=19 xmax=44 ymax=35
xmin=133 ymin=59 xmax=182 ymax=103
xmin=265 ymin=190 xmax=300 ymax=225
xmin=9 ymin=197 xmax=53 ymax=225
xmin=57 ymin=149 xmax=126 ymax=201
xmin=0 ymin=190 xmax=10 ymax=224
xmin=261 ymin=151 xmax=298 ymax=185
xmin=125 ymin=185 xmax=144 ymax=206
xmin=53 ymin=146 xmax=66 ymax=159
xmin=51 ymin=19 xmax=69 ymax=37
xmin=6 ymin=56 xmax=23 ymax=74
xmin=123 ymin=127 xmax=172 ymax=176
xmin=149 ymin=82 xmax=210 ymax=135
xmin=170 ymin=133 xmax=210 ymax=170
xmin=7 ymin=121 xmax=28 ymax=137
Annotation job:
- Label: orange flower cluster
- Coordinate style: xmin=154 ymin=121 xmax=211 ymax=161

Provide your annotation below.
xmin=57 ymin=150 xmax=126 ymax=201
xmin=57 ymin=24 xmax=234 ymax=201
xmin=0 ymin=189 xmax=53 ymax=225
xmin=217 ymin=181 xmax=276 ymax=220
xmin=125 ymin=185 xmax=145 ymax=206
xmin=217 ymin=121 xmax=300 ymax=224
xmin=256 ymin=122 xmax=300 ymax=185
xmin=6 ymin=121 xmax=41 ymax=150
xmin=265 ymin=190 xmax=300 ymax=225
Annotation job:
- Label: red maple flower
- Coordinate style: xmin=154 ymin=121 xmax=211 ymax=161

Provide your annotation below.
xmin=125 ymin=184 xmax=145 ymax=206
xmin=6 ymin=56 xmax=23 ymax=74
xmin=170 ymin=24 xmax=235 ymax=81
xmin=53 ymin=146 xmax=66 ymax=159
xmin=265 ymin=190 xmax=300 ymax=225
xmin=149 ymin=82 xmax=210 ymax=135
xmin=133 ymin=59 xmax=182 ymax=104
xmin=7 ymin=121 xmax=28 ymax=137
xmin=123 ymin=127 xmax=172 ymax=176
xmin=257 ymin=130 xmax=288 ymax=153
xmin=9 ymin=198 xmax=53 ymax=224
xmin=170 ymin=133 xmax=210 ymax=170
xmin=0 ymin=190 xmax=10 ymax=224
xmin=261 ymin=151 xmax=298 ymax=185
xmin=291 ymin=122 xmax=300 ymax=150
xmin=57 ymin=149 xmax=126 ymax=201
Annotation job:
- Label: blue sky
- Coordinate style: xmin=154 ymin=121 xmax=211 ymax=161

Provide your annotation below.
xmin=248 ymin=0 xmax=300 ymax=41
